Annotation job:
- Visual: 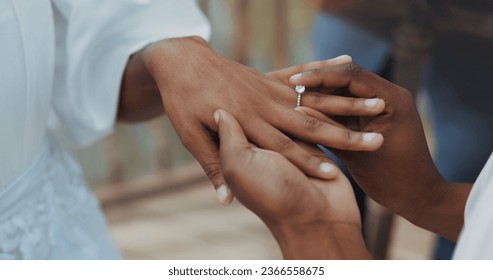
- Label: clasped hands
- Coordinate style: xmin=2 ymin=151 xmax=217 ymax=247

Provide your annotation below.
xmin=214 ymin=59 xmax=386 ymax=260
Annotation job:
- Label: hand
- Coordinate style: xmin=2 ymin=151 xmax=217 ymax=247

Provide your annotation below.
xmin=142 ymin=37 xmax=384 ymax=205
xmin=215 ymin=109 xmax=370 ymax=259
xmin=287 ymin=61 xmax=465 ymax=240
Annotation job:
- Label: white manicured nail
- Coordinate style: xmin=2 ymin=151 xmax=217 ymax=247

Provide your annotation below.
xmin=319 ymin=162 xmax=336 ymax=174
xmin=363 ymin=133 xmax=378 ymax=143
xmin=290 ymin=73 xmax=302 ymax=81
xmin=364 ymin=98 xmax=380 ymax=108
xmin=216 ymin=184 xmax=230 ymax=206
xmin=213 ymin=110 xmax=221 ymax=124
xmin=332 ymin=54 xmax=352 ymax=63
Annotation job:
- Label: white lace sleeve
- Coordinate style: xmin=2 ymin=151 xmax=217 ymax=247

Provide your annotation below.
xmin=50 ymin=0 xmax=210 ymax=147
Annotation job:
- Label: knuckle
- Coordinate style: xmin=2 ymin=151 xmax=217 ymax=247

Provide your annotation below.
xmin=346 ymin=130 xmax=353 ymax=141
xmin=312 ymin=68 xmax=325 ymax=76
xmin=342 ymin=130 xmax=358 ymax=149
xmin=395 ymin=87 xmax=415 ymax=110
xmin=399 ymin=87 xmax=413 ymax=101
xmin=304 ymin=117 xmax=322 ymax=133
xmin=346 ymin=63 xmax=362 ymax=74
xmin=346 ymin=97 xmax=358 ymax=113
xmin=202 ymin=162 xmax=223 ymax=182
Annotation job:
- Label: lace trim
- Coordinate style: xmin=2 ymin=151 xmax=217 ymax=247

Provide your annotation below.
xmin=0 ymin=140 xmax=113 ymax=259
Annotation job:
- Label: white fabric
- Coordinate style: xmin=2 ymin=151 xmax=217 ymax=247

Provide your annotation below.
xmin=0 ymin=0 xmax=210 ymax=190
xmin=0 ymin=0 xmax=209 ymax=259
xmin=454 ymin=152 xmax=493 ymax=259
xmin=0 ymin=134 xmax=121 ymax=259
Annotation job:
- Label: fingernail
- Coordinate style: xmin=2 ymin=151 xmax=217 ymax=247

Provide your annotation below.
xmin=289 ymin=73 xmax=302 ymax=82
xmin=319 ymin=162 xmax=336 ymax=174
xmin=213 ymin=110 xmax=221 ymax=124
xmin=364 ymin=98 xmax=380 ymax=108
xmin=216 ymin=184 xmax=230 ymax=206
xmin=363 ymin=132 xmax=378 ymax=143
xmin=332 ymin=54 xmax=352 ymax=63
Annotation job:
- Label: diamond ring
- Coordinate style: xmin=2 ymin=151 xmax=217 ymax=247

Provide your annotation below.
xmin=295 ymin=85 xmax=305 ymax=107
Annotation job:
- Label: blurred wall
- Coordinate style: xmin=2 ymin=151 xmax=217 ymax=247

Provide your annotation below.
xmin=75 ymin=0 xmax=317 ymax=189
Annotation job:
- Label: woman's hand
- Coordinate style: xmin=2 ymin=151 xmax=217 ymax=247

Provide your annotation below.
xmin=216 ymin=109 xmax=370 ymax=259
xmin=287 ymin=61 xmax=469 ymax=240
xmin=141 ymin=37 xmax=384 ymax=205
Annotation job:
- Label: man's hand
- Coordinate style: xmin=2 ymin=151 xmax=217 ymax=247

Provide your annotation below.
xmin=288 ymin=61 xmax=471 ymax=240
xmin=216 ymin=109 xmax=370 ymax=259
xmin=140 ymin=37 xmax=384 ymax=205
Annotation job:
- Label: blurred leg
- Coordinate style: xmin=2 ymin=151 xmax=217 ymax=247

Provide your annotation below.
xmin=312 ymin=14 xmax=391 ymax=72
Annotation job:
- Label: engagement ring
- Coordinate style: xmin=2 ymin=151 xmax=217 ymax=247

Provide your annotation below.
xmin=295 ymin=85 xmax=305 ymax=107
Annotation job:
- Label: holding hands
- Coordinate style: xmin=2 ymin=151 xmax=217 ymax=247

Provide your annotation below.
xmin=142 ymin=38 xmax=384 ymax=205
xmin=215 ymin=109 xmax=370 ymax=259
xmin=137 ymin=35 xmax=466 ymax=257
xmin=288 ymin=61 xmax=466 ymax=241
xmin=216 ymin=57 xmax=470 ymax=258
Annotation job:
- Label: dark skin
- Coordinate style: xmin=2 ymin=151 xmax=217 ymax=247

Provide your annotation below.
xmin=117 ymin=36 xmax=385 ymax=205
xmin=215 ymin=109 xmax=371 ymax=259
xmin=289 ymin=62 xmax=471 ymax=242
xmin=218 ymin=60 xmax=472 ymax=259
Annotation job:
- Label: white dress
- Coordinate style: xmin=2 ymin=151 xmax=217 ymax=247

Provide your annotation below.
xmin=0 ymin=0 xmax=209 ymax=259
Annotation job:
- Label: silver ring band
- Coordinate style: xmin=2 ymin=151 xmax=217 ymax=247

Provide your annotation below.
xmin=295 ymin=85 xmax=305 ymax=107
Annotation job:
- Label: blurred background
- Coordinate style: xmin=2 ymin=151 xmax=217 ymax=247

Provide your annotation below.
xmin=75 ymin=0 xmax=493 ymax=259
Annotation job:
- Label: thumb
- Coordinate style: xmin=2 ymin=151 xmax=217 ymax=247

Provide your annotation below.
xmin=179 ymin=122 xmax=234 ymax=206
xmin=215 ymin=109 xmax=252 ymax=195
xmin=215 ymin=109 xmax=250 ymax=157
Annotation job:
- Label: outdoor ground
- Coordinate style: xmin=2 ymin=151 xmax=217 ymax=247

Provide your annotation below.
xmin=105 ymin=179 xmax=436 ymax=260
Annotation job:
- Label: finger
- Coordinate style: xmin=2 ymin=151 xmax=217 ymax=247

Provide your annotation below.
xmin=293 ymin=139 xmax=330 ymax=159
xmin=268 ymin=55 xmax=352 ymax=84
xmin=215 ymin=109 xmax=257 ymax=191
xmin=215 ymin=109 xmax=251 ymax=157
xmin=180 ymin=122 xmax=234 ymax=206
xmin=287 ymin=55 xmax=352 ymax=81
xmin=289 ymin=63 xmax=401 ymax=99
xmin=301 ymin=91 xmax=385 ymax=116
xmin=295 ymin=107 xmax=364 ymax=145
xmin=294 ymin=106 xmax=341 ymax=127
xmin=244 ymin=119 xmax=338 ymax=179
xmin=296 ymin=107 xmax=361 ymax=131
xmin=272 ymin=107 xmax=384 ymax=151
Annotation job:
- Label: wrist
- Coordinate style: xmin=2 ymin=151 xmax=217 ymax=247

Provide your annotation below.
xmin=405 ymin=180 xmax=471 ymax=241
xmin=141 ymin=36 xmax=210 ymax=87
xmin=400 ymin=173 xmax=447 ymax=225
xmin=267 ymin=221 xmax=370 ymax=259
